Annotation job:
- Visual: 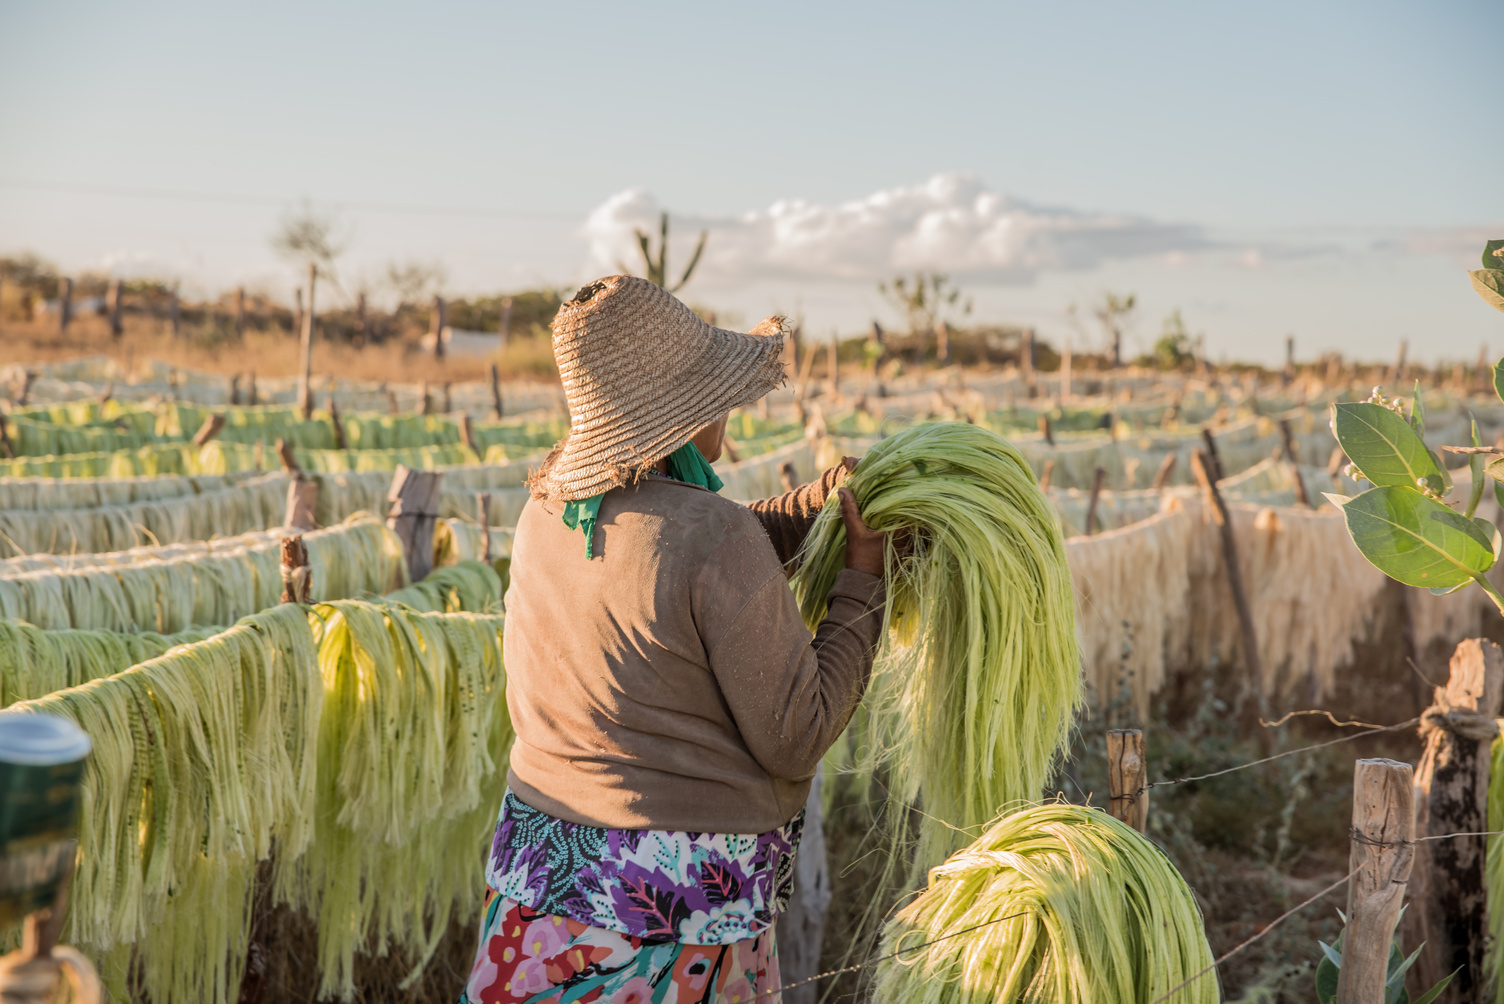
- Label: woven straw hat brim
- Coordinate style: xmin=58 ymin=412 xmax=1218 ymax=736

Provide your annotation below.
xmin=539 ymin=276 xmax=787 ymax=502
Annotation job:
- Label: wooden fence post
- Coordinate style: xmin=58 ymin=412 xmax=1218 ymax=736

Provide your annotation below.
xmin=1200 ymin=427 xmax=1225 ymax=482
xmin=1406 ymin=638 xmax=1503 ymax=1003
xmin=57 ymin=277 xmax=72 ymax=334
xmin=353 ymin=291 xmax=366 ymax=348
xmin=431 ymin=295 xmax=447 ymax=359
xmin=1039 ymin=414 xmax=1054 ymax=447
xmin=1337 ymin=758 xmax=1416 ymax=1004
xmin=248 ymin=371 xmax=258 ymax=407
xmin=0 ymin=415 xmax=13 ymax=460
xmin=328 ymin=397 xmax=346 ymax=451
xmin=1038 ymin=459 xmax=1054 ymax=492
xmin=1021 ymin=328 xmax=1036 ymax=398
xmin=1107 ymin=729 xmax=1148 ymax=832
xmin=234 ymin=287 xmax=245 ymax=339
xmin=229 ymin=375 xmax=241 ymax=406
xmin=298 ymin=263 xmax=316 ymax=419
xmin=168 ymin=284 xmax=180 ymax=338
xmin=1279 ymin=418 xmax=1312 ymax=508
xmin=477 ymin=493 xmax=493 ymax=562
xmin=489 ymin=363 xmax=504 ymax=420
xmin=1191 ymin=448 xmax=1267 ymax=738
xmin=775 ymin=765 xmax=832 ymax=1004
xmin=107 ymin=279 xmax=124 ymax=338
xmin=283 ymin=479 xmax=317 ymax=532
xmin=387 ymin=466 xmax=443 ymax=583
xmin=274 ymin=438 xmax=301 ymax=477
xmin=458 ymin=413 xmax=478 ymax=457
xmin=1151 ymin=453 xmax=1177 ymax=491
xmin=191 ymin=413 xmax=225 ymax=447
xmin=780 ymin=462 xmax=799 ymax=493
xmin=1084 ymin=466 xmax=1106 ymax=536
xmin=279 ymin=535 xmax=312 ymax=603
xmin=498 ymin=295 xmax=513 ymax=350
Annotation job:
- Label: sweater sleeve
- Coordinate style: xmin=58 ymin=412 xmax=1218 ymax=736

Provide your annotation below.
xmin=694 ymin=514 xmax=886 ymax=783
xmin=745 ymin=464 xmax=849 ymax=569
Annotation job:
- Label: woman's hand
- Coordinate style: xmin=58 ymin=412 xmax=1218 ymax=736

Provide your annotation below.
xmin=838 ymin=487 xmax=887 ymax=577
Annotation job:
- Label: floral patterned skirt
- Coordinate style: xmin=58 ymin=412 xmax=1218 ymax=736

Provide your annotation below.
xmin=462 ymin=892 xmax=782 ymax=1004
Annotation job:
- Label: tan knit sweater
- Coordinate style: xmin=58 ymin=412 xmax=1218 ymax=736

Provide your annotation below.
xmin=503 ymin=467 xmax=885 ymax=833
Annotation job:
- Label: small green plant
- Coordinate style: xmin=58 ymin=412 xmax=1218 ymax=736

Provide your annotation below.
xmin=1328 ymin=239 xmax=1504 ymax=617
xmin=1313 ymin=917 xmax=1456 ymax=1004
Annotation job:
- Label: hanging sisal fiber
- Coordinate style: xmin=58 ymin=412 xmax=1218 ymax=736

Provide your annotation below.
xmin=0 ymin=516 xmax=405 ymax=630
xmin=793 ymin=422 xmax=1081 ymax=873
xmin=434 ymin=519 xmax=514 ymax=567
xmin=871 ymin=803 xmax=1217 ymax=1004
xmin=382 ymin=559 xmax=503 ymax=613
xmin=7 ymin=604 xmax=322 ymax=1004
xmin=0 ymin=471 xmax=247 ymax=510
xmin=281 ymin=602 xmax=510 ymax=1000
xmin=0 ymin=621 xmax=219 ymax=706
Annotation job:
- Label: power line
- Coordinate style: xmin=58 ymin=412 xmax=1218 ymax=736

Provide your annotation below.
xmin=0 ymin=178 xmax=579 ymax=221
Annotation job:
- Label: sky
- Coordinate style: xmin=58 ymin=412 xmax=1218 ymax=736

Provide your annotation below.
xmin=2 ymin=0 xmax=1502 ymax=366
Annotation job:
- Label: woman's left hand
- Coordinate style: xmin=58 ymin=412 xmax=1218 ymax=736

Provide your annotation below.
xmin=838 ymin=488 xmax=887 ymax=577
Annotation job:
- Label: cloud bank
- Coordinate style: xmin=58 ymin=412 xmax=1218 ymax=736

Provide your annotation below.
xmin=585 ymin=172 xmax=1206 ymax=284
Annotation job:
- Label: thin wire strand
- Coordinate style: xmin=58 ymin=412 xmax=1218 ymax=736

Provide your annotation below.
xmin=1259 ymin=708 xmax=1395 ymax=730
xmin=751 ymin=911 xmax=1030 ymax=1001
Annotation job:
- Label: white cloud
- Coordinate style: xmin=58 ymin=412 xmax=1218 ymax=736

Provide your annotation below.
xmin=584 ymin=171 xmax=1206 ymax=284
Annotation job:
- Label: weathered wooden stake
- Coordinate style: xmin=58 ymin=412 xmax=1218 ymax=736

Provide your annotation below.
xmin=1038 ymin=459 xmax=1054 ymax=492
xmin=442 ymin=381 xmax=452 ymax=414
xmin=776 ymin=766 xmax=832 ymax=1004
xmin=780 ymin=462 xmax=799 ymax=494
xmin=1405 ymin=638 xmax=1503 ymax=1002
xmin=498 ymin=295 xmax=513 ymax=349
xmin=1191 ymin=448 xmax=1266 ymax=735
xmin=479 ymin=363 xmax=500 ymax=420
xmin=0 ymin=415 xmax=13 ymax=460
xmin=387 ymin=466 xmax=443 ymax=583
xmin=1337 ymin=758 xmax=1416 ymax=1004
xmin=234 ymin=286 xmax=245 ymax=339
xmin=229 ymin=375 xmax=241 ymax=406
xmin=248 ymin=371 xmax=258 ymax=407
xmin=57 ymin=277 xmax=73 ymax=334
xmin=458 ymin=412 xmax=478 ymax=456
xmin=1039 ymin=414 xmax=1054 ymax=447
xmin=1200 ymin=427 xmax=1225 ymax=482
xmin=1107 ymin=729 xmax=1148 ymax=832
xmin=1151 ymin=453 xmax=1178 ymax=491
xmin=191 ymin=413 xmax=226 ymax=447
xmin=328 ymin=397 xmax=346 ymax=451
xmin=274 ymin=438 xmax=301 ymax=476
xmin=1084 ymin=466 xmax=1106 ymax=536
xmin=353 ymin=291 xmax=366 ymax=348
xmin=279 ymin=535 xmax=313 ymax=603
xmin=298 ymin=263 xmax=316 ymax=419
xmin=430 ymin=295 xmax=447 ymax=359
xmin=421 ymin=381 xmax=433 ymax=415
xmin=1278 ymin=418 xmax=1312 ymax=508
xmin=283 ymin=480 xmax=318 ymax=533
xmin=477 ymin=493 xmax=493 ymax=562
xmin=107 ymin=279 xmax=124 ymax=338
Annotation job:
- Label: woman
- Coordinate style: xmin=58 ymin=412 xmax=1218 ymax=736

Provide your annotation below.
xmin=463 ymin=275 xmax=889 ymax=1004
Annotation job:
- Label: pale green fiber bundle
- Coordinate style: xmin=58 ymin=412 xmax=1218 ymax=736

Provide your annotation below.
xmin=435 ymin=519 xmax=514 ymax=566
xmin=0 ymin=471 xmax=238 ymax=509
xmin=792 ymin=422 xmax=1081 ymax=872
xmin=872 ymin=803 xmax=1217 ymax=1004
xmin=0 ymin=621 xmax=217 ymax=705
xmin=382 ymin=560 xmax=503 ymax=613
xmin=8 ymin=604 xmax=321 ymax=1004
xmin=286 ymin=601 xmax=510 ymax=999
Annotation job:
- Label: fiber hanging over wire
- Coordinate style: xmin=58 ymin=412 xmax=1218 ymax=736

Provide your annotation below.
xmin=871 ymin=803 xmax=1217 ymax=1004
xmin=792 ymin=422 xmax=1081 ymax=871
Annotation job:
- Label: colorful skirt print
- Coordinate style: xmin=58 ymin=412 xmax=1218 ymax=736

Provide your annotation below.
xmin=462 ymin=893 xmax=782 ymax=1004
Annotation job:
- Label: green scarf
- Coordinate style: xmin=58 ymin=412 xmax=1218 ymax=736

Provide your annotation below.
xmin=562 ymin=441 xmax=724 ymax=558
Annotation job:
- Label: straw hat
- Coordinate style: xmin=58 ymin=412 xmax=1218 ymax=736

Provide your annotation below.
xmin=532 ymin=275 xmax=787 ymax=502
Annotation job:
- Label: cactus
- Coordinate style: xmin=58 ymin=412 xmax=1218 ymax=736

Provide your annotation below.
xmin=634 ymin=212 xmax=707 ymax=293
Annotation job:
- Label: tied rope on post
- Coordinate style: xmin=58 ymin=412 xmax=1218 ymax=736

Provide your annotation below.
xmin=280 ymin=535 xmax=312 ymax=604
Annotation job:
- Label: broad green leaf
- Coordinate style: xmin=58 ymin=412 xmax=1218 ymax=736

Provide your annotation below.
xmin=1473 ymin=269 xmax=1504 ymax=313
xmin=1484 ymin=239 xmax=1504 ymax=271
xmin=1315 ymin=949 xmax=1339 ymax=1004
xmin=1336 ymin=485 xmax=1495 ymax=588
xmin=1408 ymin=383 xmax=1425 ymax=436
xmin=1331 ymin=402 xmax=1445 ymax=490
xmin=1494 ymin=356 xmax=1504 ymax=404
xmin=1497 ymin=481 xmax=1504 ymax=513
xmin=1487 ymin=456 xmax=1504 ymax=484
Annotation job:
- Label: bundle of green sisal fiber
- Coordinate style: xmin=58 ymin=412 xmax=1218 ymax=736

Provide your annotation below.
xmin=792 ymin=421 xmax=1081 ymax=873
xmin=872 ymin=803 xmax=1217 ymax=1004
xmin=381 ymin=559 xmax=503 ymax=613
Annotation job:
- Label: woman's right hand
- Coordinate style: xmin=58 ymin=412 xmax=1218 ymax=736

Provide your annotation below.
xmin=838 ymin=488 xmax=887 ymax=577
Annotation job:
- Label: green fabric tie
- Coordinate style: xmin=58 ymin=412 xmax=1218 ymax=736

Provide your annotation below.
xmin=562 ymin=441 xmax=723 ymax=558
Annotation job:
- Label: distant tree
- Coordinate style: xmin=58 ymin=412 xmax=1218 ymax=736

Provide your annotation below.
xmin=1083 ymin=290 xmax=1136 ymax=368
xmin=270 ymin=202 xmax=347 ymax=289
xmin=877 ymin=272 xmax=973 ymax=359
xmin=628 ymin=212 xmax=707 ymax=293
xmin=1147 ymin=309 xmax=1193 ymax=370
xmin=383 ymin=260 xmax=447 ymax=309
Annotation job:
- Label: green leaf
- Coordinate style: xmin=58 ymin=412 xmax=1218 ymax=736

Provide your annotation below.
xmin=1335 ymin=485 xmax=1496 ymax=588
xmin=1408 ymin=383 xmax=1425 ymax=437
xmin=1316 ymin=947 xmax=1340 ymax=1004
xmin=1489 ymin=457 xmax=1504 ymax=484
xmin=1472 ymin=269 xmax=1504 ymax=313
xmin=1331 ymin=402 xmax=1445 ymax=490
xmin=1497 ymin=481 xmax=1504 ymax=513
xmin=1411 ymin=968 xmax=1460 ymax=1004
xmin=1483 ymin=239 xmax=1504 ymax=271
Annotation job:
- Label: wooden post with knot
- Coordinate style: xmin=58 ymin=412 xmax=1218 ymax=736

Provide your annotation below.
xmin=387 ymin=466 xmax=443 ymax=583
xmin=283 ymin=478 xmax=317 ymax=533
xmin=1404 ymin=638 xmax=1503 ymax=1003
xmin=279 ymin=535 xmax=312 ymax=604
xmin=477 ymin=493 xmax=493 ymax=563
xmin=191 ymin=413 xmax=225 ymax=447
xmin=1107 ymin=729 xmax=1148 ymax=832
xmin=1337 ymin=758 xmax=1415 ymax=1004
